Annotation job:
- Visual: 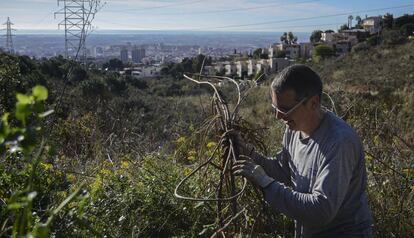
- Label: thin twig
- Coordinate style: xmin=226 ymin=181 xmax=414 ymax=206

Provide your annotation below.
xmin=323 ymin=91 xmax=337 ymax=114
xmin=174 ymin=141 xmax=247 ymax=201
xmin=210 ymin=208 xmax=247 ymax=238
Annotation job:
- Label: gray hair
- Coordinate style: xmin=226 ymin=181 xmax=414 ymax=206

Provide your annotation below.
xmin=271 ymin=64 xmax=322 ymax=101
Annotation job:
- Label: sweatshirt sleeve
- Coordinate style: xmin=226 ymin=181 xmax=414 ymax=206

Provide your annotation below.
xmin=251 ymin=149 xmax=292 ymax=186
xmin=262 ymin=138 xmax=357 ymax=227
xmin=250 ymin=127 xmax=292 ymax=186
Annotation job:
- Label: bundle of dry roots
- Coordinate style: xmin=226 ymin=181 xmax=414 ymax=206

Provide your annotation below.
xmin=174 ymin=71 xmax=270 ymax=237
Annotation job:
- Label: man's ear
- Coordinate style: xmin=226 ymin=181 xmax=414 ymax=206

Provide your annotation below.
xmin=310 ymin=95 xmax=320 ymax=110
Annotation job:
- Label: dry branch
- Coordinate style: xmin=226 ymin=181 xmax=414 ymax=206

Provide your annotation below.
xmin=175 ymin=72 xmax=265 ymax=237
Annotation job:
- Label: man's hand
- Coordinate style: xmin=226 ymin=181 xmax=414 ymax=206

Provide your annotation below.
xmin=223 ymin=130 xmax=254 ymax=158
xmin=233 ymin=160 xmax=274 ymax=189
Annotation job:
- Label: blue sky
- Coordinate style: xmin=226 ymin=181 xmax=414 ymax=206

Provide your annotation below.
xmin=1 ymin=0 xmax=414 ymax=32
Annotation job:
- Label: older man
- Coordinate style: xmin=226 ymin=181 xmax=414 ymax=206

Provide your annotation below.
xmin=233 ymin=64 xmax=373 ymax=237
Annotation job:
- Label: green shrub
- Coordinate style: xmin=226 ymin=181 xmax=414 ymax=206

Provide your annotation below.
xmin=400 ymin=23 xmax=414 ymax=37
xmin=80 ymin=76 xmax=106 ymax=96
xmin=381 ymin=29 xmax=406 ymax=45
xmin=367 ymin=36 xmax=380 ymax=46
xmin=351 ymin=42 xmax=370 ymax=53
xmin=312 ymin=44 xmax=335 ymax=62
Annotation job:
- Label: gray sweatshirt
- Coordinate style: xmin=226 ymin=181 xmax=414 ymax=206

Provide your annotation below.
xmin=253 ymin=111 xmax=372 ymax=237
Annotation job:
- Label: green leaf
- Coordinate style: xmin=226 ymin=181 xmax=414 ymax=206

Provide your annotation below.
xmin=33 ymin=101 xmax=45 ymax=114
xmin=0 ymin=113 xmax=10 ymax=137
xmin=1 ymin=112 xmax=9 ymax=123
xmin=45 ymin=182 xmax=86 ymax=226
xmin=32 ymin=224 xmax=49 ymax=238
xmin=16 ymin=93 xmax=32 ymax=104
xmin=32 ymin=85 xmax=48 ymax=101
xmin=15 ymin=102 xmax=31 ymax=123
xmin=7 ymin=202 xmax=27 ymax=210
xmin=403 ymin=168 xmax=414 ymax=177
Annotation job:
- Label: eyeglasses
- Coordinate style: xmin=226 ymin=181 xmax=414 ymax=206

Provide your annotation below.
xmin=271 ymin=97 xmax=308 ymax=117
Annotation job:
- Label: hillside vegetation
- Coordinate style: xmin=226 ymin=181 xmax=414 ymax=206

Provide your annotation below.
xmin=0 ymin=40 xmax=413 ymax=237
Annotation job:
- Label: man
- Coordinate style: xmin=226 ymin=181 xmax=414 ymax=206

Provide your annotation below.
xmin=233 ymin=64 xmax=373 ymax=237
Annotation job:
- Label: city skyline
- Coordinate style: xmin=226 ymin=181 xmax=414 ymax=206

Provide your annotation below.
xmin=1 ymin=0 xmax=414 ymax=33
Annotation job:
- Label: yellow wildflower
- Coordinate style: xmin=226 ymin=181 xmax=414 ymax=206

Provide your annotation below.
xmin=100 ymin=168 xmax=112 ymax=176
xmin=187 ymin=150 xmax=197 ymax=161
xmin=121 ymin=160 xmax=130 ymax=169
xmin=176 ymin=136 xmax=186 ymax=145
xmin=183 ymin=167 xmax=192 ymax=176
xmin=40 ymin=162 xmax=53 ymax=171
xmin=67 ymin=174 xmax=76 ymax=183
xmin=187 ymin=155 xmax=196 ymax=161
xmin=364 ymin=153 xmax=373 ymax=162
xmin=207 ymin=141 xmax=217 ymax=149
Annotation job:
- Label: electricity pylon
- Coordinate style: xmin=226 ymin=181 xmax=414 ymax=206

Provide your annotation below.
xmin=54 ymin=0 xmax=104 ymax=64
xmin=2 ymin=17 xmax=16 ymax=54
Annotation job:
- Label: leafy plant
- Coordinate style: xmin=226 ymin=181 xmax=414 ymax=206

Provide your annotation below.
xmin=0 ymin=85 xmax=83 ymax=238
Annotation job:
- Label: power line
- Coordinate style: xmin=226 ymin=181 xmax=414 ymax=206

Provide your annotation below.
xmin=32 ymin=10 xmax=59 ymax=28
xmin=94 ymin=4 xmax=414 ymax=32
xmin=94 ymin=19 xmax=344 ymax=32
xmin=109 ymin=0 xmax=204 ymax=13
xmin=192 ymin=3 xmax=414 ymax=30
xmin=107 ymin=0 xmax=326 ymax=16
xmin=238 ymin=22 xmax=344 ymax=32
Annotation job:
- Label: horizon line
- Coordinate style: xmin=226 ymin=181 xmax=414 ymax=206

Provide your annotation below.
xmin=14 ymin=29 xmax=311 ymax=34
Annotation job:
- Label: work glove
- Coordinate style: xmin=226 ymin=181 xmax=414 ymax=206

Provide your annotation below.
xmin=222 ymin=130 xmax=254 ymax=158
xmin=233 ymin=160 xmax=274 ymax=189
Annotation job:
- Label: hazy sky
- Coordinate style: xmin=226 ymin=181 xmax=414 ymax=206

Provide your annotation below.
xmin=1 ymin=0 xmax=414 ymax=32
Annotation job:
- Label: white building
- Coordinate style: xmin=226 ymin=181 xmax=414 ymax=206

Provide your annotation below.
xmin=247 ymin=60 xmax=257 ymax=76
xmin=255 ymin=63 xmax=265 ymax=75
xmin=269 ymin=43 xmax=301 ymax=59
xmin=205 ymin=55 xmax=290 ymax=79
xmin=321 ymin=32 xmax=359 ymax=55
xmin=321 ymin=32 xmax=335 ymax=43
xmin=362 ymin=16 xmax=383 ymax=34
xmin=268 ymin=44 xmax=284 ymax=58
xmin=140 ymin=66 xmax=161 ymax=77
xmin=284 ymin=44 xmax=301 ymax=59
xmin=92 ymin=46 xmax=104 ymax=58
xmin=236 ymin=61 xmax=247 ymax=78
xmin=322 ymin=31 xmax=360 ymax=44
xmin=225 ymin=63 xmax=237 ymax=76
xmin=203 ymin=66 xmax=216 ymax=75
xmin=256 ymin=59 xmax=270 ymax=74
xmin=267 ymin=58 xmax=277 ymax=71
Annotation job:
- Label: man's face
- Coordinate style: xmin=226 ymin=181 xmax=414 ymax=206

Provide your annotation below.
xmin=271 ymin=89 xmax=310 ymax=131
